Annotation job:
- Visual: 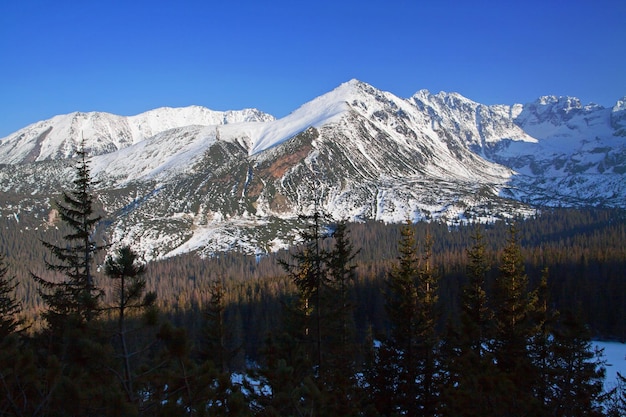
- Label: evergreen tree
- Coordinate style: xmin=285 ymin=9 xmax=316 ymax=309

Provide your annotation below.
xmin=147 ymin=322 xmax=251 ymax=417
xmin=259 ymin=211 xmax=331 ymax=416
xmin=254 ymin=331 xmax=318 ymax=417
xmin=32 ymin=148 xmax=106 ymax=331
xmin=441 ymin=227 xmax=500 ymax=417
xmin=319 ymin=220 xmax=361 ymax=416
xmin=546 ymin=309 xmax=606 ymax=417
xmin=103 ymin=245 xmax=156 ymax=405
xmin=29 ymin=148 xmax=131 ymax=416
xmin=0 ymin=335 xmax=62 ymax=417
xmin=382 ymin=220 xmax=421 ymax=416
xmin=414 ymin=232 xmax=441 ymax=416
xmin=373 ymin=222 xmax=442 ymax=417
xmin=278 ymin=211 xmax=330 ymax=372
xmin=0 ymin=253 xmax=24 ymax=340
xmin=605 ymin=372 xmax=626 ymax=417
xmin=200 ymin=279 xmax=243 ymax=373
xmin=490 ymin=224 xmax=539 ymax=414
xmin=462 ymin=227 xmax=493 ymax=358
xmin=528 ymin=268 xmax=560 ymax=413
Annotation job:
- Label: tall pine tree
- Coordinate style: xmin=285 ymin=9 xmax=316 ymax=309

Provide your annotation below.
xmin=373 ymin=221 xmax=442 ymax=417
xmin=0 ymin=253 xmax=24 ymax=340
xmin=33 ymin=147 xmax=106 ymax=330
xmin=546 ymin=309 xmax=606 ymax=416
xmin=382 ymin=220 xmax=421 ymax=416
xmin=30 ymin=147 xmax=130 ymax=416
xmin=103 ymin=245 xmax=156 ymax=405
xmin=490 ymin=224 xmax=539 ymax=414
xmin=319 ymin=220 xmax=361 ymax=417
xmin=414 ymin=231 xmax=441 ymax=417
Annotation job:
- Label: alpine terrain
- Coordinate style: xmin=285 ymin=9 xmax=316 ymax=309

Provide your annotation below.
xmin=1 ymin=79 xmax=624 ymax=259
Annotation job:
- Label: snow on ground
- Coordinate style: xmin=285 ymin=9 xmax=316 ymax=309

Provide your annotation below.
xmin=596 ymin=341 xmax=626 ymax=392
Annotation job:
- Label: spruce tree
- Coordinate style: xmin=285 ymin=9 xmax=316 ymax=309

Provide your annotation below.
xmin=528 ymin=268 xmax=559 ymax=413
xmin=441 ymin=227 xmax=500 ymax=417
xmin=462 ymin=227 xmax=492 ymax=357
xmin=200 ymin=279 xmax=244 ymax=373
xmin=547 ymin=309 xmax=606 ymax=417
xmin=383 ymin=220 xmax=420 ymax=416
xmin=272 ymin=210 xmax=331 ymax=415
xmin=278 ymin=210 xmax=330 ymax=372
xmin=32 ymin=148 xmax=106 ymax=330
xmin=30 ymin=147 xmax=129 ymax=416
xmin=414 ymin=231 xmax=441 ymax=416
xmin=490 ymin=224 xmax=539 ymax=413
xmin=320 ymin=220 xmax=361 ymax=416
xmin=605 ymin=372 xmax=626 ymax=417
xmin=0 ymin=253 xmax=24 ymax=340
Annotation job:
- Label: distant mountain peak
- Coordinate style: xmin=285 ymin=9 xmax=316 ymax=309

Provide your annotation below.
xmin=0 ymin=105 xmax=274 ymax=164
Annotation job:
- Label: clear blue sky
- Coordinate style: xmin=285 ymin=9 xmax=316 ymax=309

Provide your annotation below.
xmin=1 ymin=0 xmax=625 ymax=137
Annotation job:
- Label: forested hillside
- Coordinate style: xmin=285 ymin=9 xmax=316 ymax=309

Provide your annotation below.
xmin=3 ymin=206 xmax=625 ymax=344
xmin=1 ymin=186 xmax=625 ymax=415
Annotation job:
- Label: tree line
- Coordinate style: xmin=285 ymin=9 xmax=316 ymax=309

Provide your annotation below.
xmin=0 ymin=151 xmax=625 ymax=415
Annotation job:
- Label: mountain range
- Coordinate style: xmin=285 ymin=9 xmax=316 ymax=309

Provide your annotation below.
xmin=1 ymin=79 xmax=624 ymax=259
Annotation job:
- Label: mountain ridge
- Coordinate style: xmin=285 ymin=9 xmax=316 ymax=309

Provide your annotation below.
xmin=0 ymin=80 xmax=624 ymax=259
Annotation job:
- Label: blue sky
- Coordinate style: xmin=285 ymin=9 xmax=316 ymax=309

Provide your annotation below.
xmin=1 ymin=0 xmax=625 ymax=137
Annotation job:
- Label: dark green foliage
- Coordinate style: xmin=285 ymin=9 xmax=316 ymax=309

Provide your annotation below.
xmin=22 ymin=149 xmax=136 ymax=416
xmin=104 ymin=245 xmax=156 ymax=406
xmin=371 ymin=222 xmax=442 ymax=417
xmin=200 ymin=279 xmax=244 ymax=373
xmin=545 ymin=309 xmax=606 ymax=416
xmin=318 ymin=220 xmax=362 ymax=417
xmin=489 ymin=224 xmax=542 ymax=413
xmin=271 ymin=214 xmax=363 ymax=416
xmin=146 ymin=322 xmax=252 ymax=416
xmin=0 ymin=253 xmax=24 ymax=339
xmin=440 ymin=228 xmax=501 ymax=417
xmin=604 ymin=372 xmax=626 ymax=417
xmin=32 ymin=149 xmax=106 ymax=330
xmin=2 ymin=206 xmax=625 ymax=415
xmin=0 ymin=335 xmax=62 ymax=416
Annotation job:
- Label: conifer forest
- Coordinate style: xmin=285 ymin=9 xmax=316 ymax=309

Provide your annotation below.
xmin=1 ymin=154 xmax=625 ymax=416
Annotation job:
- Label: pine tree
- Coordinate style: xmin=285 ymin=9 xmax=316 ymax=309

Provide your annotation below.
xmin=103 ymin=245 xmax=156 ymax=405
xmin=382 ymin=220 xmax=420 ymax=416
xmin=148 ymin=322 xmax=252 ymax=417
xmin=414 ymin=231 xmax=441 ymax=416
xmin=0 ymin=253 xmax=24 ymax=340
xmin=32 ymin=148 xmax=106 ymax=330
xmin=462 ymin=227 xmax=492 ymax=358
xmin=441 ymin=227 xmax=500 ymax=417
xmin=547 ymin=309 xmax=606 ymax=417
xmin=29 ymin=148 xmax=130 ymax=416
xmin=528 ymin=268 xmax=560 ymax=413
xmin=490 ymin=224 xmax=539 ymax=413
xmin=604 ymin=372 xmax=626 ymax=417
xmin=0 ymin=335 xmax=63 ymax=417
xmin=200 ymin=279 xmax=243 ymax=373
xmin=269 ymin=210 xmax=333 ymax=416
xmin=278 ymin=210 xmax=330 ymax=372
xmin=319 ymin=220 xmax=361 ymax=417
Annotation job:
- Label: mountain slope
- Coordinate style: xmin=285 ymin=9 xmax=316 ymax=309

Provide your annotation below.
xmin=0 ymin=80 xmax=624 ymax=259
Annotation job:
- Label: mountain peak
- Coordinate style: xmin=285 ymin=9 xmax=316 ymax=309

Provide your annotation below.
xmin=1 ymin=80 xmax=624 ymax=259
xmin=0 ymin=106 xmax=274 ymax=164
xmin=535 ymin=95 xmax=583 ymax=111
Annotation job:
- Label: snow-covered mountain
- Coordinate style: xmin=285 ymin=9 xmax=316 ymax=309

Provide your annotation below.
xmin=0 ymin=106 xmax=274 ymax=164
xmin=0 ymin=80 xmax=624 ymax=259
